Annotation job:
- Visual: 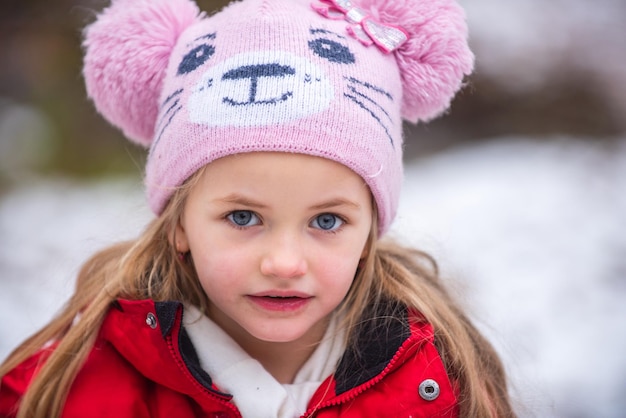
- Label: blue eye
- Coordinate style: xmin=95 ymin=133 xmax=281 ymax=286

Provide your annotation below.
xmin=227 ymin=210 xmax=260 ymax=227
xmin=311 ymin=213 xmax=344 ymax=231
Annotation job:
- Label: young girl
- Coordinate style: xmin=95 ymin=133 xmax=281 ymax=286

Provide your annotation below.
xmin=0 ymin=0 xmax=516 ymax=416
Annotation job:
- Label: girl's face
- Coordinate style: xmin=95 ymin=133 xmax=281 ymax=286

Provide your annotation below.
xmin=176 ymin=152 xmax=372 ymax=349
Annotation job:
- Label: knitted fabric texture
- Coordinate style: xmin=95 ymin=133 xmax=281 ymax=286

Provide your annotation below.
xmin=83 ymin=0 xmax=473 ymax=234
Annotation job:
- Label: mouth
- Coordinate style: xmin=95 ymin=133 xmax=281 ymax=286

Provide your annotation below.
xmin=247 ymin=293 xmax=312 ymax=312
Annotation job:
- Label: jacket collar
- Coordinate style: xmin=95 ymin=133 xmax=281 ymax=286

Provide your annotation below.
xmin=105 ymin=298 xmax=414 ymax=397
xmin=154 ymin=301 xmax=230 ymax=396
xmin=333 ymin=298 xmax=411 ymax=394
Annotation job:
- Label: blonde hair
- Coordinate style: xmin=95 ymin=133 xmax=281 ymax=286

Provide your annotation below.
xmin=0 ymin=168 xmax=515 ymax=417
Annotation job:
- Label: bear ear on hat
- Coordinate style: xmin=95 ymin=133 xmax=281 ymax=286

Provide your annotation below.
xmin=360 ymin=0 xmax=474 ymax=123
xmin=83 ymin=0 xmax=201 ymax=147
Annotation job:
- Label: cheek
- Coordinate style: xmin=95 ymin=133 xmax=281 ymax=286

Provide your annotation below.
xmin=192 ymin=246 xmax=256 ymax=291
xmin=314 ymin=248 xmax=360 ymax=287
xmin=315 ymin=227 xmax=369 ymax=263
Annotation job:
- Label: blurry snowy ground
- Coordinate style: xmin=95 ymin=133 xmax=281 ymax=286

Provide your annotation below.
xmin=1 ymin=137 xmax=625 ymax=417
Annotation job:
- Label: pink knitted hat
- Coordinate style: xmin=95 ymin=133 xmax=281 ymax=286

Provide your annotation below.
xmin=83 ymin=0 xmax=473 ymax=234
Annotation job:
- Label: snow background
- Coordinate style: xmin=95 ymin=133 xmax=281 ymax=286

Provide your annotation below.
xmin=1 ymin=0 xmax=625 ymax=416
xmin=2 ymin=138 xmax=625 ymax=417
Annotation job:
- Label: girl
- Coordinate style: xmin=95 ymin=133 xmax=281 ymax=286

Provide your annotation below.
xmin=0 ymin=0 xmax=516 ymax=416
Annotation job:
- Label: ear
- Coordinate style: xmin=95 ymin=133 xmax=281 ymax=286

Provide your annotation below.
xmin=171 ymin=220 xmax=190 ymax=253
xmin=82 ymin=0 xmax=201 ymax=146
xmin=360 ymin=239 xmax=370 ymax=261
xmin=360 ymin=0 xmax=474 ymax=122
xmin=359 ymin=226 xmax=374 ymax=262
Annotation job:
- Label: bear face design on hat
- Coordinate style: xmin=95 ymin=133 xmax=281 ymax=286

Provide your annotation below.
xmin=83 ymin=0 xmax=473 ymax=235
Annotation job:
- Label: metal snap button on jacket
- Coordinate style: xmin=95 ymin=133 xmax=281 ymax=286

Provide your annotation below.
xmin=418 ymin=378 xmax=440 ymax=401
xmin=145 ymin=312 xmax=158 ymax=329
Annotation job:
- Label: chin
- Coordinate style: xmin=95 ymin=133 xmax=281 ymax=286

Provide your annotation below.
xmin=251 ymin=330 xmax=306 ymax=344
xmin=246 ymin=323 xmax=313 ymax=344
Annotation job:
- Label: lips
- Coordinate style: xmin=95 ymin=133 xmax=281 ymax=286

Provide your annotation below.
xmin=247 ymin=292 xmax=312 ymax=312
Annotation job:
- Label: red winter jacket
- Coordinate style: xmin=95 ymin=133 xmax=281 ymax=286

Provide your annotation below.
xmin=0 ymin=299 xmax=458 ymax=417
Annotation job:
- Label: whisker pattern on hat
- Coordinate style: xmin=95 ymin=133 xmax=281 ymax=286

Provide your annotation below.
xmin=344 ymin=77 xmax=394 ymax=146
xmin=153 ymin=89 xmax=184 ymax=149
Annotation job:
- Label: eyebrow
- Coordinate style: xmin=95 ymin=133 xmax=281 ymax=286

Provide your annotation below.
xmin=310 ymin=198 xmax=361 ymax=211
xmin=214 ymin=195 xmax=360 ymax=211
xmin=215 ymin=194 xmax=268 ymax=209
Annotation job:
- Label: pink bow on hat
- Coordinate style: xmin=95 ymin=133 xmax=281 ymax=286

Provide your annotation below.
xmin=311 ymin=0 xmax=409 ymax=53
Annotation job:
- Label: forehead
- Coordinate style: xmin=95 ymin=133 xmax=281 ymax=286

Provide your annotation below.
xmin=187 ymin=152 xmax=373 ymax=214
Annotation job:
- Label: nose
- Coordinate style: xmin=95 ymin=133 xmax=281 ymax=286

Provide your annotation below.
xmin=260 ymin=233 xmax=308 ymax=279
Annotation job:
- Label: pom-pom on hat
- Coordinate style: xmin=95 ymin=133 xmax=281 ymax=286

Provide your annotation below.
xmin=83 ymin=0 xmax=473 ymax=235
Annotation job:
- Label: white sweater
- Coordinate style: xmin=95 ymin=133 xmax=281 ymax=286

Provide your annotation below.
xmin=183 ymin=306 xmax=346 ymax=418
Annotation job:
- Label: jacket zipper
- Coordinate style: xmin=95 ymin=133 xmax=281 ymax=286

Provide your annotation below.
xmin=301 ymin=338 xmax=420 ymax=417
xmin=165 ymin=333 xmax=243 ymax=417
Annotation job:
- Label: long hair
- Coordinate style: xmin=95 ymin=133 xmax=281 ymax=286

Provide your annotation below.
xmin=340 ymin=216 xmax=516 ymax=417
xmin=0 ymin=168 xmax=515 ymax=417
